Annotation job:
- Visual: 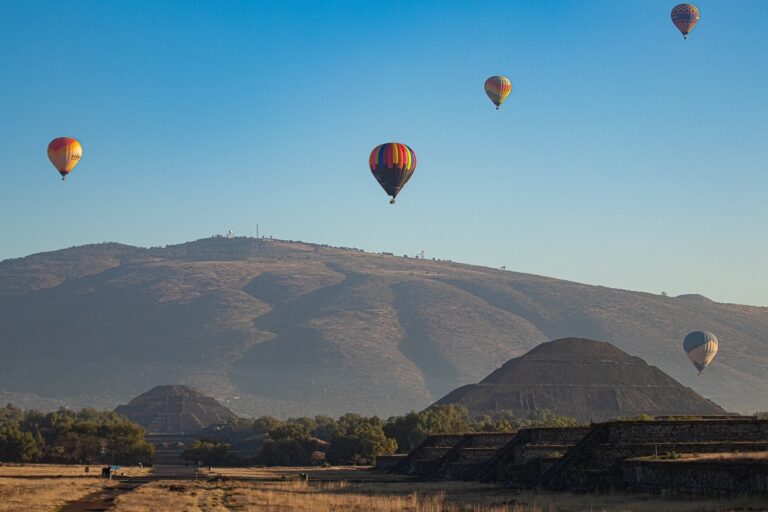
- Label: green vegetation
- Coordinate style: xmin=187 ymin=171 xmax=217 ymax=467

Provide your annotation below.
xmin=612 ymin=414 xmax=655 ymax=421
xmin=0 ymin=404 xmax=154 ymax=465
xmin=181 ymin=439 xmax=242 ymax=467
xmin=385 ymin=406 xmax=579 ymax=453
xmin=197 ymin=405 xmax=580 ymax=466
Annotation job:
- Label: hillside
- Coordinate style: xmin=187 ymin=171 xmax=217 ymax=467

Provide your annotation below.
xmin=0 ymin=237 xmax=766 ymax=417
xmin=435 ymin=338 xmax=726 ymax=422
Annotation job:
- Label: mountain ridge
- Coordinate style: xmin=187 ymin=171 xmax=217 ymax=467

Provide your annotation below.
xmin=0 ymin=237 xmax=766 ymax=417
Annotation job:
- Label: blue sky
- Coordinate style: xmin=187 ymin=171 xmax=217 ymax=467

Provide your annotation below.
xmin=1 ymin=1 xmax=766 ymax=305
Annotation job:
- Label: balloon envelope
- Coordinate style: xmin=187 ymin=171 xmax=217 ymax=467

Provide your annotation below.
xmin=671 ymin=4 xmax=700 ymax=38
xmin=683 ymin=331 xmax=718 ymax=375
xmin=369 ymin=143 xmax=417 ymax=204
xmin=484 ymin=76 xmax=512 ymax=109
xmin=47 ymin=137 xmax=82 ymax=180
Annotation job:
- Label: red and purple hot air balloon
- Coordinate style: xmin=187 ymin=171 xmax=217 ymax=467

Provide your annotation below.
xmin=369 ymin=143 xmax=417 ymax=204
xmin=671 ymin=4 xmax=700 ymax=39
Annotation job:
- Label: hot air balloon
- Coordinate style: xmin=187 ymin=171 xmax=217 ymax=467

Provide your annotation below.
xmin=484 ymin=76 xmax=512 ymax=110
xmin=671 ymin=4 xmax=700 ymax=39
xmin=683 ymin=331 xmax=718 ymax=375
xmin=47 ymin=137 xmax=83 ymax=181
xmin=369 ymin=143 xmax=417 ymax=204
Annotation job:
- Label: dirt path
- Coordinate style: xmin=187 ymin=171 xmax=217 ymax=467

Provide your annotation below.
xmin=57 ymin=480 xmax=144 ymax=512
xmin=56 ymin=465 xmax=201 ymax=511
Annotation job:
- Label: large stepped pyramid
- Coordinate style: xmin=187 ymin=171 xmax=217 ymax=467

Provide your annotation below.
xmin=436 ymin=338 xmax=727 ymax=422
xmin=115 ymin=385 xmax=238 ymax=434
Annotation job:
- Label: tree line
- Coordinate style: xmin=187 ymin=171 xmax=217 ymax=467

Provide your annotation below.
xmin=182 ymin=405 xmax=579 ymax=467
xmin=0 ymin=404 xmax=154 ymax=465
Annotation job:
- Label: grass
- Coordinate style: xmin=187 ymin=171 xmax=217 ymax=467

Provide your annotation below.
xmin=111 ymin=478 xmax=768 ymax=512
xmin=635 ymin=451 xmax=768 ymax=463
xmin=0 ymin=465 xmax=766 ymax=511
xmin=0 ymin=477 xmax=109 ymax=512
xmin=0 ymin=463 xmax=149 ymax=477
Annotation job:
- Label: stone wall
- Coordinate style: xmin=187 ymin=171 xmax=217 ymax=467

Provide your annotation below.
xmin=424 ymin=433 xmax=518 ymax=481
xmin=540 ymin=419 xmax=768 ymax=493
xmin=391 ymin=434 xmax=465 ymax=475
xmin=375 ymin=454 xmax=407 ymax=470
xmin=475 ymin=427 xmax=590 ymax=484
xmin=604 ymin=419 xmax=768 ymax=444
xmin=622 ymin=460 xmax=768 ymax=495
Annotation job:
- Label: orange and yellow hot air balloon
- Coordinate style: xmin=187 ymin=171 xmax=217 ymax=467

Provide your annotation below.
xmin=484 ymin=76 xmax=512 ymax=110
xmin=47 ymin=137 xmax=82 ymax=181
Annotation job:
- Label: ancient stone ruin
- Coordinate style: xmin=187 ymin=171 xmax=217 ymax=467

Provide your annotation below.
xmin=421 ymin=433 xmax=519 ymax=481
xmin=390 ymin=417 xmax=768 ymax=496
xmin=436 ymin=338 xmax=727 ymax=422
xmin=539 ymin=417 xmax=768 ymax=493
xmin=115 ymin=384 xmax=238 ymax=434
xmin=391 ymin=434 xmax=466 ymax=476
xmin=474 ymin=426 xmax=591 ymax=486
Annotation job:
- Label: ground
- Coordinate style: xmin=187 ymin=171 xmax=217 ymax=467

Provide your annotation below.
xmin=0 ymin=464 xmax=765 ymax=511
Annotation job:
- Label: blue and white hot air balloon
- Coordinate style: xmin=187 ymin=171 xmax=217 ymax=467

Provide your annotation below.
xmin=683 ymin=331 xmax=719 ymax=376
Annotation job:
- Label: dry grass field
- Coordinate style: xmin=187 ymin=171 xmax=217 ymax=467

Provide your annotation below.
xmin=111 ymin=478 xmax=768 ymax=512
xmin=0 ymin=463 xmax=149 ymax=478
xmin=0 ymin=477 xmax=108 ymax=511
xmin=1 ymin=465 xmax=766 ymax=511
xmin=635 ymin=451 xmax=768 ymax=462
xmin=0 ymin=464 xmax=149 ymax=512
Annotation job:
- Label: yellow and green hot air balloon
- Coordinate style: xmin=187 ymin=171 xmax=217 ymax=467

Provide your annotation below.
xmin=484 ymin=76 xmax=512 ymax=110
xmin=47 ymin=137 xmax=83 ymax=181
xmin=683 ymin=331 xmax=718 ymax=375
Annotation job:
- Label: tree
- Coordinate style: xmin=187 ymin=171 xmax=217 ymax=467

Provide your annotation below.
xmin=0 ymin=426 xmax=43 ymax=462
xmin=181 ymin=439 xmax=241 ymax=467
xmin=384 ymin=405 xmax=471 ymax=453
xmin=252 ymin=416 xmax=283 ymax=435
xmin=1 ymin=406 xmax=154 ymax=465
xmin=327 ymin=414 xmax=397 ymax=465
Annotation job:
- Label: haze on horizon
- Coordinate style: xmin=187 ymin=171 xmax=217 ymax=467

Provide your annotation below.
xmin=1 ymin=0 xmax=766 ymax=306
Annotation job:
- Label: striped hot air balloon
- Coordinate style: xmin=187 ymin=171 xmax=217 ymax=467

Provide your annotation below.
xmin=671 ymin=4 xmax=700 ymax=39
xmin=369 ymin=143 xmax=417 ymax=204
xmin=47 ymin=137 xmax=83 ymax=181
xmin=484 ymin=76 xmax=512 ymax=110
xmin=683 ymin=331 xmax=718 ymax=375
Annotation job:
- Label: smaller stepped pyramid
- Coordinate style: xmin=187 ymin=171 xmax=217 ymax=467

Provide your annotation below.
xmin=115 ymin=385 xmax=238 ymax=434
xmin=435 ymin=338 xmax=727 ymax=422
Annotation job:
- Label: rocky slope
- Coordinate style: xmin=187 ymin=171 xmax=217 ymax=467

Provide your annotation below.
xmin=0 ymin=237 xmax=765 ymax=417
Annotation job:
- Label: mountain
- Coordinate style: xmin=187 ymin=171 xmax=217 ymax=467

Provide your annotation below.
xmin=435 ymin=338 xmax=727 ymax=422
xmin=0 ymin=237 xmax=766 ymax=417
xmin=115 ymin=385 xmax=238 ymax=434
